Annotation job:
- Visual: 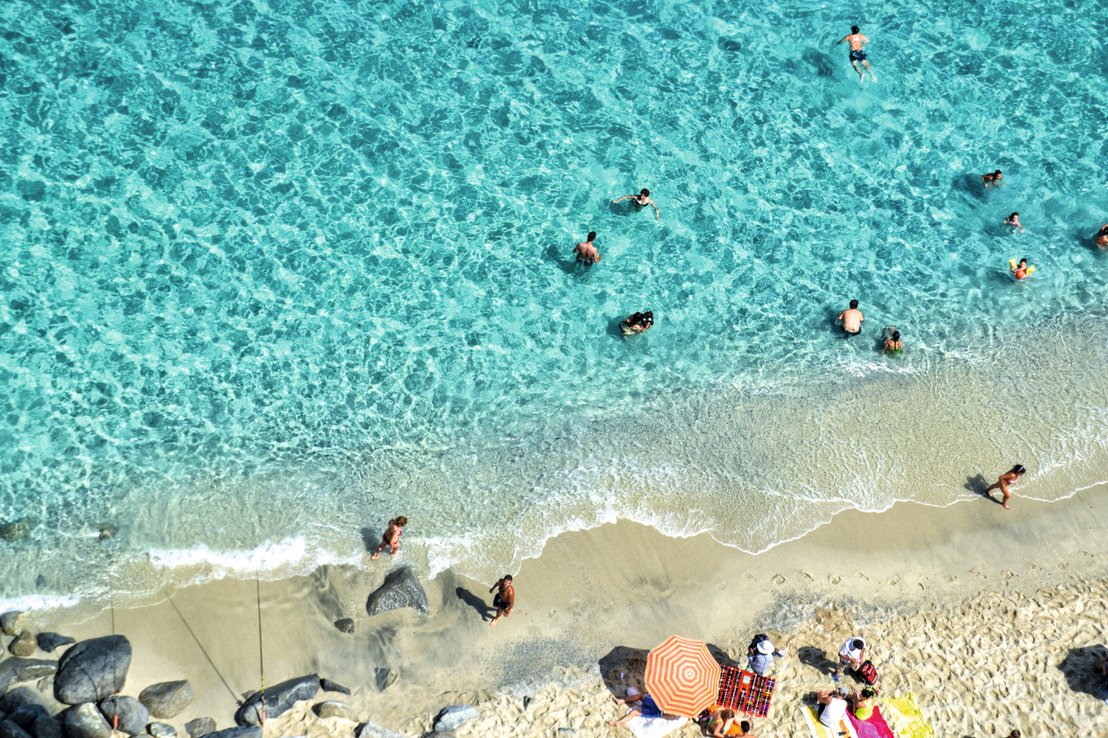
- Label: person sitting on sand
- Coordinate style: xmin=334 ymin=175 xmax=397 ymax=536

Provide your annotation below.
xmin=488 ymin=574 xmax=515 ymax=626
xmin=982 ymin=170 xmax=1004 ymax=189
xmin=1095 ymin=224 xmax=1108 ymax=249
xmin=370 ymin=516 xmax=407 ymax=560
xmin=835 ymin=25 xmax=876 ymax=82
xmin=747 ymin=637 xmax=785 ymax=676
xmin=620 ymin=310 xmax=654 ymax=335
xmin=983 ymin=464 xmax=1026 ymax=510
xmin=816 ymin=690 xmax=849 ymax=728
xmin=849 ymin=686 xmax=878 ymax=720
xmin=706 ymin=709 xmax=756 ymax=737
xmin=1010 ymin=257 xmax=1032 ymax=280
xmin=609 ymin=692 xmax=672 ymax=726
xmin=836 ymin=299 xmax=864 ymax=336
xmin=573 ymin=231 xmax=602 ymax=265
xmin=613 ymin=188 xmax=660 ymax=220
xmin=882 ymin=330 xmax=903 ymax=356
xmin=1004 ymin=212 xmax=1024 ymax=233
xmin=837 ymin=637 xmax=866 ymax=675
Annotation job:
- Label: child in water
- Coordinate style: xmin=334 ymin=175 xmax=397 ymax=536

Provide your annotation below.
xmin=1010 ymin=258 xmax=1032 ymax=280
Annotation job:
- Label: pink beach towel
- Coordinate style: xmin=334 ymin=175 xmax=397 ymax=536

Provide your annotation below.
xmin=847 ymin=705 xmax=895 ymax=738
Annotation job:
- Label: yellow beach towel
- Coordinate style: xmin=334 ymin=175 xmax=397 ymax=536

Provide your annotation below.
xmin=801 ymin=704 xmax=859 ymax=738
xmin=883 ymin=693 xmax=935 ymax=738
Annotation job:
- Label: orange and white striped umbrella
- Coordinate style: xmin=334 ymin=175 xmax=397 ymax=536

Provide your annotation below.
xmin=644 ymin=635 xmax=722 ymax=717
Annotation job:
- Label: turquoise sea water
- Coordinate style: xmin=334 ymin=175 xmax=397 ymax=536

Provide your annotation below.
xmin=1 ymin=0 xmax=1106 ymax=605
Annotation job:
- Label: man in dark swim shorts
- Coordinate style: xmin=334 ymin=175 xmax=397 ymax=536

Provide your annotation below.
xmin=836 ymin=25 xmax=876 ymax=82
xmin=488 ymin=574 xmax=514 ymax=627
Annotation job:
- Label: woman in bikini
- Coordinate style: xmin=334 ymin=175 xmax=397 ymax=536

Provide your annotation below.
xmin=370 ymin=516 xmax=408 ymax=559
xmin=612 ymin=188 xmax=660 ymax=220
xmin=983 ymin=465 xmax=1025 ymax=510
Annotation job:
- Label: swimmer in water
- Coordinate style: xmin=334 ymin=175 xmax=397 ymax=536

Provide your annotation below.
xmin=982 ymin=170 xmax=1004 ymax=189
xmin=835 ymin=25 xmax=876 ymax=82
xmin=1004 ymin=212 xmax=1024 ymax=233
xmin=613 ymin=188 xmax=660 ymax=220
xmin=1010 ymin=257 xmax=1031 ymax=280
xmin=1095 ymin=224 xmax=1108 ymax=250
xmin=983 ymin=464 xmax=1025 ymax=510
xmin=572 ymin=231 xmax=602 ymax=265
xmin=836 ymin=299 xmax=864 ymax=336
xmin=882 ymin=330 xmax=903 ymax=356
xmin=619 ymin=310 xmax=654 ymax=335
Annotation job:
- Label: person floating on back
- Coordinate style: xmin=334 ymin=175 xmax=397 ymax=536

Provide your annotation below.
xmin=1094 ymin=224 xmax=1108 ymax=250
xmin=613 ymin=188 xmax=660 ymax=220
xmin=488 ymin=574 xmax=515 ymax=627
xmin=837 ymin=299 xmax=864 ymax=336
xmin=835 ymin=25 xmax=875 ymax=82
xmin=1004 ymin=212 xmax=1024 ymax=233
xmin=982 ymin=169 xmax=1004 ymax=189
xmin=573 ymin=231 xmax=602 ymax=266
xmin=983 ymin=464 xmax=1025 ymax=510
xmin=882 ymin=329 xmax=903 ymax=356
xmin=370 ymin=516 xmax=407 ymax=560
xmin=620 ymin=310 xmax=654 ymax=335
xmin=1009 ymin=257 xmax=1034 ymax=280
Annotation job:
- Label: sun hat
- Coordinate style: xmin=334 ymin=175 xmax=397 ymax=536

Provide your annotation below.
xmin=756 ymin=639 xmax=775 ymax=655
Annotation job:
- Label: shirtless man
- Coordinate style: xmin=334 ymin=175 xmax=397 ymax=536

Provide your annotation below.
xmin=572 ymin=231 xmax=602 ymax=265
xmin=836 ymin=299 xmax=864 ymax=336
xmin=983 ymin=464 xmax=1025 ymax=510
xmin=613 ymin=188 xmax=660 ymax=220
xmin=835 ymin=26 xmax=875 ymax=82
xmin=982 ymin=170 xmax=1004 ymax=189
xmin=488 ymin=575 xmax=514 ymax=626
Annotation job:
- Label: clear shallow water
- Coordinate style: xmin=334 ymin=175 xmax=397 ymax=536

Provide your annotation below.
xmin=0 ymin=0 xmax=1106 ymax=604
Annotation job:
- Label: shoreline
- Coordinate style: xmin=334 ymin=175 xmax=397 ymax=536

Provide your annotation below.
xmin=15 ymin=481 xmax=1106 ymax=737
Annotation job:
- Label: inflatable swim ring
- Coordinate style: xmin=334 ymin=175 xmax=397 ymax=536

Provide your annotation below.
xmin=1008 ymin=258 xmax=1036 ymax=279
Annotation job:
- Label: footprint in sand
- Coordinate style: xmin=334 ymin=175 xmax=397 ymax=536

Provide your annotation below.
xmin=888 ymin=576 xmax=900 ymax=585
xmin=800 ymin=571 xmax=815 ymax=581
xmin=945 ymin=575 xmax=957 ymax=582
xmin=829 ymin=575 xmax=842 ymax=584
xmin=1002 ymin=570 xmax=1015 ymax=579
xmin=771 ymin=574 xmax=786 ymax=585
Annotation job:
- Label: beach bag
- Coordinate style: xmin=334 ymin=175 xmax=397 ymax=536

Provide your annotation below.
xmin=858 ymin=660 xmax=878 ymax=685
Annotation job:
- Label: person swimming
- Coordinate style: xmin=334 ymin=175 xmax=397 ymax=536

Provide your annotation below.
xmin=573 ymin=231 xmax=602 ymax=265
xmin=1095 ymin=224 xmax=1108 ymax=250
xmin=619 ymin=310 xmax=654 ymax=335
xmin=982 ymin=169 xmax=1004 ymax=189
xmin=882 ymin=329 xmax=904 ymax=356
xmin=835 ymin=25 xmax=876 ymax=82
xmin=612 ymin=188 xmax=660 ymax=220
xmin=1004 ymin=212 xmax=1024 ymax=233
xmin=1010 ymin=257 xmax=1032 ymax=280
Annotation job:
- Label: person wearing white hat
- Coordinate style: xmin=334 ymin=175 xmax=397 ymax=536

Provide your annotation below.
xmin=747 ymin=637 xmax=785 ymax=676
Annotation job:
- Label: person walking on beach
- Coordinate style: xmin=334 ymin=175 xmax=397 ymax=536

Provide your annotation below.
xmin=573 ymin=231 xmax=602 ymax=265
xmin=982 ymin=170 xmax=1004 ymax=189
xmin=370 ymin=516 xmax=407 ymax=559
xmin=835 ymin=26 xmax=875 ymax=82
xmin=488 ymin=574 xmax=515 ymax=626
xmin=983 ymin=464 xmax=1026 ymax=510
xmin=836 ymin=300 xmax=864 ymax=336
xmin=613 ymin=188 xmax=660 ymax=220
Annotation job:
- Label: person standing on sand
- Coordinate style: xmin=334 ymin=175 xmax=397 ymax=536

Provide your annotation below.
xmin=488 ymin=574 xmax=515 ymax=626
xmin=835 ymin=26 xmax=876 ymax=82
xmin=983 ymin=465 xmax=1025 ymax=510
xmin=370 ymin=516 xmax=407 ymax=559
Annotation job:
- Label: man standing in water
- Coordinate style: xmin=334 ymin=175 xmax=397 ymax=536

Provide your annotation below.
xmin=836 ymin=25 xmax=876 ymax=82
xmin=489 ymin=575 xmax=515 ymax=626
xmin=573 ymin=231 xmax=602 ymax=265
xmin=836 ymin=299 xmax=864 ymax=336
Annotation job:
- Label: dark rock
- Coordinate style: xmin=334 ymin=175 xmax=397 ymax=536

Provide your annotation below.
xmin=319 ymin=679 xmax=350 ymax=696
xmin=0 ymin=520 xmax=31 ymax=542
xmin=146 ymin=723 xmax=176 ymax=738
xmin=0 ymin=660 xmax=58 ymax=693
xmin=10 ymin=632 xmax=37 ymax=658
xmin=432 ymin=706 xmax=478 ymax=733
xmin=31 ymin=717 xmax=63 ymax=738
xmin=365 ymin=568 xmax=428 ymax=617
xmin=354 ymin=722 xmax=407 ymax=738
xmin=96 ymin=525 xmax=117 ymax=542
xmin=62 ymin=704 xmax=112 ymax=738
xmin=312 ymin=702 xmax=351 ymax=720
xmin=1 ymin=611 xmax=25 ymax=636
xmin=0 ymin=687 xmax=53 ymax=714
xmin=333 ymin=619 xmax=354 ymax=634
xmin=53 ymin=636 xmax=131 ymax=705
xmin=138 ymin=681 xmax=194 ymax=719
xmin=9 ymin=706 xmax=49 ymax=730
xmin=36 ymin=634 xmax=76 ymax=654
xmin=0 ymin=720 xmax=33 ymax=738
xmin=373 ymin=669 xmax=397 ymax=692
xmin=183 ymin=718 xmax=215 ymax=738
xmin=233 ymin=674 xmax=319 ymax=726
xmin=204 ymin=728 xmax=260 ymax=738
xmin=98 ymin=696 xmax=148 ymax=735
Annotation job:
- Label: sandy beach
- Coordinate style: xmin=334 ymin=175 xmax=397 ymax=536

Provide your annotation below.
xmin=9 ymin=482 xmax=1102 ymax=738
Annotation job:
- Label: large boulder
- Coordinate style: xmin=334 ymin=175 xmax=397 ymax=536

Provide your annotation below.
xmin=0 ymin=687 xmax=54 ymax=714
xmin=0 ymin=660 xmax=58 ymax=693
xmin=0 ymin=611 xmax=25 ymax=636
xmin=233 ymin=675 xmax=319 ymax=727
xmin=319 ymin=679 xmax=350 ymax=696
xmin=31 ymin=718 xmax=63 ymax=738
xmin=36 ymin=634 xmax=76 ymax=654
xmin=138 ymin=682 xmax=194 ymax=719
xmin=62 ymin=704 xmax=112 ymax=738
xmin=10 ymin=632 xmax=37 ymax=657
xmin=183 ymin=719 xmax=215 ymax=738
xmin=205 ymin=729 xmax=260 ymax=738
xmin=98 ymin=696 xmax=148 ymax=736
xmin=311 ymin=702 xmax=351 ymax=720
xmin=365 ymin=568 xmax=428 ymax=617
xmin=8 ymin=706 xmax=49 ymax=730
xmin=432 ymin=706 xmax=479 ymax=733
xmin=0 ymin=721 xmax=34 ymax=738
xmin=53 ymin=637 xmax=131 ymax=705
xmin=374 ymin=668 xmax=397 ymax=692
